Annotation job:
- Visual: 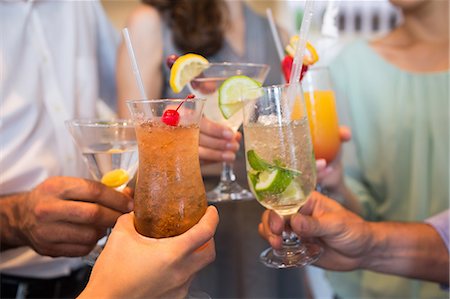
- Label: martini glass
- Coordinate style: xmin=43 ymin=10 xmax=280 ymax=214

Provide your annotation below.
xmin=188 ymin=62 xmax=270 ymax=203
xmin=66 ymin=119 xmax=138 ymax=265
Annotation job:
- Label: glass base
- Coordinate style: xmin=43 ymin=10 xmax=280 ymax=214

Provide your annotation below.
xmin=259 ymin=242 xmax=323 ymax=269
xmin=206 ymin=180 xmax=254 ymax=203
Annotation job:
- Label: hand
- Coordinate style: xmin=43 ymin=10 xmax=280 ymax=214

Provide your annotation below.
xmin=259 ymin=191 xmax=372 ymax=271
xmin=14 ymin=177 xmax=133 ymax=257
xmin=80 ymin=206 xmax=219 ymax=299
xmin=199 ymin=117 xmax=241 ymax=164
xmin=316 ymin=126 xmax=352 ymax=192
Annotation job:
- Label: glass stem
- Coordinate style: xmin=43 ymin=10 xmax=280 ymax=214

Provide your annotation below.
xmin=274 ymin=231 xmax=302 ymax=257
xmin=220 ymin=162 xmax=236 ymax=183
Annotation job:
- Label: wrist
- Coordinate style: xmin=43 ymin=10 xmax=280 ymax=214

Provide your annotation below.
xmin=359 ymin=222 xmax=388 ymax=270
xmin=0 ymin=193 xmax=29 ymax=250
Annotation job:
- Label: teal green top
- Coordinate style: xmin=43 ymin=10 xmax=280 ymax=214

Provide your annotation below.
xmin=328 ymin=39 xmax=449 ymax=298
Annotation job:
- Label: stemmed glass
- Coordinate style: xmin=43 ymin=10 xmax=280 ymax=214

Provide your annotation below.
xmin=188 ymin=62 xmax=270 ymax=203
xmin=242 ymin=83 xmax=322 ymax=268
xmin=66 ymin=119 xmax=138 ymax=265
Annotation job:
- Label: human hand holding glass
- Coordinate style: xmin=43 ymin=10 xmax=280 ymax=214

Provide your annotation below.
xmin=79 ymin=207 xmax=218 ymax=299
xmin=242 ymin=83 xmax=322 ymax=268
xmin=66 ymin=119 xmax=138 ymax=265
xmin=127 ymin=98 xmax=211 ymax=298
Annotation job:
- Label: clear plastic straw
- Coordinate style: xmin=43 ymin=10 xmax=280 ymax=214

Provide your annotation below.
xmin=122 ymin=28 xmax=148 ymax=100
xmin=289 ymin=0 xmax=315 ymax=84
xmin=266 ymin=8 xmax=284 ymax=63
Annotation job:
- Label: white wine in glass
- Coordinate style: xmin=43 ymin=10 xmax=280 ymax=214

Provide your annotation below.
xmin=66 ymin=119 xmax=138 ymax=265
xmin=242 ymin=83 xmax=322 ymax=268
xmin=188 ymin=62 xmax=270 ymax=203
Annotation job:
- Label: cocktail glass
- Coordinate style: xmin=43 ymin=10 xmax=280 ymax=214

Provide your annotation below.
xmin=126 ymin=98 xmax=207 ymax=238
xmin=242 ymin=83 xmax=322 ymax=268
xmin=301 ymin=67 xmax=341 ymax=163
xmin=66 ymin=119 xmax=138 ymax=265
xmin=188 ymin=62 xmax=270 ymax=203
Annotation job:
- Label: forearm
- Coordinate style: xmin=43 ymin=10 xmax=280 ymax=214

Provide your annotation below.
xmin=363 ymin=222 xmax=449 ymax=283
xmin=0 ymin=193 xmax=28 ymax=251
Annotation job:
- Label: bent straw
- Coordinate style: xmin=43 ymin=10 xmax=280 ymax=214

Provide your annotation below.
xmin=122 ymin=28 xmax=147 ymax=100
xmin=289 ymin=0 xmax=315 ymax=84
xmin=266 ymin=8 xmax=284 ymax=63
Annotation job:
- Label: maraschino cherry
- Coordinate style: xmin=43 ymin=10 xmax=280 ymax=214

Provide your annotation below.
xmin=166 ymin=54 xmax=179 ymax=69
xmin=162 ymin=94 xmax=195 ymax=126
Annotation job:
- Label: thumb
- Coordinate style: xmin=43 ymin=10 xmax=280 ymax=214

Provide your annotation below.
xmin=290 ymin=213 xmax=325 ymax=238
xmin=111 ymin=212 xmax=136 ymax=235
xmin=175 ymin=206 xmax=219 ymax=254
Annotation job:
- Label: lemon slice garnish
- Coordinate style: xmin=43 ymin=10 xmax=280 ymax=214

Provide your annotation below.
xmin=101 ymin=169 xmax=129 ymax=188
xmin=285 ymin=36 xmax=319 ymax=66
xmin=169 ymin=53 xmax=209 ymax=93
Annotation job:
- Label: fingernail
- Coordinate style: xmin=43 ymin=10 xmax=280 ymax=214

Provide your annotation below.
xmin=226 ymin=142 xmax=236 ymax=150
xmin=222 ymin=152 xmax=235 ymax=161
xmin=128 ymin=201 xmax=134 ymax=211
xmin=316 ymin=159 xmax=326 ymax=168
xmin=222 ymin=130 xmax=233 ymax=139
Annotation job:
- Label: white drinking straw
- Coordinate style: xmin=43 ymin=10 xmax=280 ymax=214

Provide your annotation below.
xmin=266 ymin=8 xmax=284 ymax=63
xmin=289 ymin=0 xmax=315 ymax=85
xmin=122 ymin=28 xmax=148 ymax=100
xmin=286 ymin=0 xmax=315 ymax=117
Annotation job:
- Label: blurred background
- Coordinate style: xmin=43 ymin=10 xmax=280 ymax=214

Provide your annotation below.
xmin=102 ymin=0 xmax=401 ymax=64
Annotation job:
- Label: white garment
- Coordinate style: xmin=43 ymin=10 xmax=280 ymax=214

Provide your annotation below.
xmin=0 ymin=0 xmax=119 ymax=278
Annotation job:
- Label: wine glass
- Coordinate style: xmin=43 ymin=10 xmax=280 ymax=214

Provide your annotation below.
xmin=242 ymin=83 xmax=322 ymax=268
xmin=188 ymin=62 xmax=270 ymax=203
xmin=66 ymin=119 xmax=138 ymax=265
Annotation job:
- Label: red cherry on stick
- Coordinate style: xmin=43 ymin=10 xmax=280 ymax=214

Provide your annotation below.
xmin=281 ymin=55 xmax=293 ymax=83
xmin=166 ymin=54 xmax=179 ymax=69
xmin=281 ymin=55 xmax=309 ymax=83
xmin=300 ymin=65 xmax=309 ymax=81
xmin=162 ymin=94 xmax=195 ymax=126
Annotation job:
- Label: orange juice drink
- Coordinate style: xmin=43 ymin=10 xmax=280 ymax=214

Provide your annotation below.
xmin=133 ymin=122 xmax=207 ymax=238
xmin=304 ymin=90 xmax=340 ymax=162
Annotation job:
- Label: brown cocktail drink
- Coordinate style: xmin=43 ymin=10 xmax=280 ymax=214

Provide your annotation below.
xmin=127 ymin=98 xmax=207 ymax=238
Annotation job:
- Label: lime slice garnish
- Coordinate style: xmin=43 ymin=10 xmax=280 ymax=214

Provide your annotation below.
xmin=218 ymin=75 xmax=262 ymax=119
xmin=279 ymin=181 xmax=304 ymax=201
xmin=255 ymin=168 xmax=293 ymax=194
xmin=101 ymin=169 xmax=129 ymax=188
xmin=247 ymin=150 xmax=272 ymax=171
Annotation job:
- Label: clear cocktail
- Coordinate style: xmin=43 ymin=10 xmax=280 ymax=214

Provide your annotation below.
xmin=242 ymin=83 xmax=322 ymax=268
xmin=66 ymin=119 xmax=138 ymax=264
xmin=189 ymin=62 xmax=270 ymax=203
